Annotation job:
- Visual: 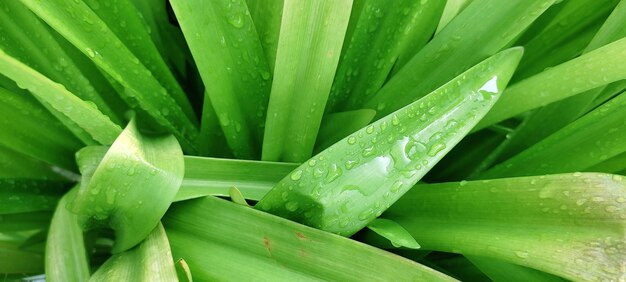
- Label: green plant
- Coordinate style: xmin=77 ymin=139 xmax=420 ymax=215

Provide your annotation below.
xmin=1 ymin=0 xmax=625 ymax=281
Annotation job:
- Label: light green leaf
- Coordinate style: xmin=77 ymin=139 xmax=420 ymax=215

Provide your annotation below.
xmin=367 ymin=218 xmax=420 ymax=249
xmin=90 ymin=223 xmax=178 ymax=282
xmin=171 ymin=0 xmax=272 ymax=159
xmin=378 ymin=173 xmax=626 ymax=281
xmin=175 ymin=258 xmax=193 ymax=282
xmin=477 ymin=37 xmax=626 ymax=130
xmin=164 ymin=196 xmax=456 ymax=281
xmin=314 ymin=109 xmax=376 ymax=153
xmin=19 ymin=0 xmax=199 ymax=152
xmin=176 ymin=156 xmax=297 ymax=202
xmin=365 ymin=0 xmax=554 ymax=119
xmin=262 ymin=0 xmax=353 ymax=162
xmin=229 ymin=186 xmax=250 ymax=206
xmin=247 ymin=0 xmax=284 ymax=71
xmin=434 ymin=0 xmax=473 ymax=34
xmin=0 ymin=50 xmax=122 ymax=145
xmin=257 ymin=48 xmax=523 ymax=236
xmin=327 ymin=0 xmax=445 ymax=111
xmin=45 ymin=188 xmax=90 ymax=282
xmin=481 ymin=91 xmax=626 ymax=178
xmin=69 ymin=119 xmax=184 ymax=253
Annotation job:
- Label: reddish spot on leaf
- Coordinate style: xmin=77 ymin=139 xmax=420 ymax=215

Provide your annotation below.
xmin=263 ymin=235 xmax=272 ymax=253
xmin=296 ymin=232 xmax=307 ymax=239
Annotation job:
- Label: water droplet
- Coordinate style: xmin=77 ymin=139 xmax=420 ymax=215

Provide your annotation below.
xmin=308 ymin=159 xmax=317 ymax=166
xmin=515 ymin=251 xmax=529 ymax=258
xmin=391 ymin=114 xmax=400 ymax=126
xmin=285 ymin=201 xmax=299 ymax=212
xmin=86 ymin=48 xmax=96 ymax=58
xmin=227 ymin=13 xmax=245 ymax=28
xmin=290 ymin=170 xmax=303 ymax=181
xmin=605 ymin=205 xmax=619 ymax=213
xmin=347 ymin=136 xmax=357 ymax=144
xmin=366 ymin=125 xmax=374 ymax=134
xmin=325 ymin=164 xmax=343 ymax=183
xmin=427 ymin=143 xmax=446 ymax=156
xmin=345 ymin=160 xmax=358 ymax=170
xmin=358 ymin=208 xmax=374 ymax=220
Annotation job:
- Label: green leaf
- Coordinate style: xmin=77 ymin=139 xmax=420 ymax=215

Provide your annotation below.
xmin=0 ymin=50 xmax=122 ymax=146
xmin=20 ymin=0 xmax=199 ymax=152
xmin=367 ymin=218 xmax=420 ymax=249
xmin=481 ymin=91 xmax=626 ymax=178
xmin=82 ymin=0 xmax=196 ymax=123
xmin=90 ymin=223 xmax=178 ymax=282
xmin=247 ymin=0 xmax=284 ymax=71
xmin=45 ymin=188 xmax=90 ymax=282
xmin=477 ymin=37 xmax=626 ymax=130
xmin=327 ymin=0 xmax=446 ymax=111
xmin=170 ymin=0 xmax=272 ymax=159
xmin=0 ymin=144 xmax=64 ymax=180
xmin=434 ymin=0 xmax=473 ymax=35
xmin=314 ymin=109 xmax=376 ymax=153
xmin=69 ymin=118 xmax=184 ymax=253
xmin=0 ymin=179 xmax=66 ymax=214
xmin=229 ymin=186 xmax=250 ymax=206
xmin=262 ymin=0 xmax=353 ymax=162
xmin=256 ymin=48 xmax=523 ymax=236
xmin=175 ymin=258 xmax=193 ymax=282
xmin=377 ymin=173 xmax=626 ymax=281
xmin=467 ymin=256 xmax=567 ymax=282
xmin=0 ymin=86 xmax=82 ymax=170
xmin=176 ymin=156 xmax=297 ymax=202
xmin=589 ymin=151 xmax=626 ymax=174
xmin=0 ymin=1 xmax=123 ymax=124
xmin=364 ymin=0 xmax=554 ymax=119
xmin=0 ymin=241 xmax=44 ymax=274
xmin=164 ymin=196 xmax=455 ymax=281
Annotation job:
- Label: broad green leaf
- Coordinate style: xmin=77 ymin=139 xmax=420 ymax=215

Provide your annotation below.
xmin=511 ymin=0 xmax=617 ymax=82
xmin=477 ymin=37 xmax=626 ymax=130
xmin=257 ymin=48 xmax=523 ymax=236
xmin=364 ymin=0 xmax=554 ymax=119
xmin=0 ymin=50 xmax=122 ymax=145
xmin=586 ymin=0 xmax=626 ymax=51
xmin=20 ymin=0 xmax=199 ymax=152
xmin=170 ymin=0 xmax=272 ymax=159
xmin=0 ymin=1 xmax=123 ymax=124
xmin=377 ymin=173 xmax=626 ymax=281
xmin=164 ymin=196 xmax=455 ymax=281
xmin=314 ymin=109 xmax=376 ymax=153
xmin=585 ymin=80 xmax=626 ymax=112
xmin=0 ymin=211 xmax=52 ymax=233
xmin=589 ymin=151 xmax=626 ymax=174
xmin=434 ymin=0 xmax=473 ymax=35
xmin=262 ymin=0 xmax=353 ymax=162
xmin=392 ymin=0 xmax=446 ymax=73
xmin=476 ymin=0 xmax=626 ymax=167
xmin=83 ymin=0 xmax=196 ymax=123
xmin=327 ymin=0 xmax=445 ymax=111
xmin=0 ymin=144 xmax=63 ymax=180
xmin=367 ymin=218 xmax=420 ymax=249
xmin=0 ymin=241 xmax=44 ymax=274
xmin=247 ymin=0 xmax=284 ymax=71
xmin=45 ymin=189 xmax=90 ymax=282
xmin=0 ymin=179 xmax=66 ymax=214
xmin=90 ymin=223 xmax=178 ymax=282
xmin=467 ymin=256 xmax=567 ymax=282
xmin=0 ymin=86 xmax=82 ymax=170
xmin=481 ymin=91 xmax=626 ymax=178
xmin=176 ymin=156 xmax=297 ymax=202
xmin=69 ymin=119 xmax=184 ymax=253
